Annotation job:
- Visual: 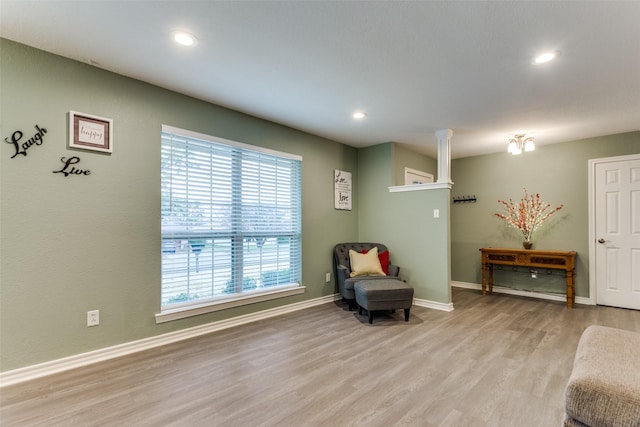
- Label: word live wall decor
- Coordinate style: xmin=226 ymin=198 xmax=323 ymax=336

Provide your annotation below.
xmin=53 ymin=156 xmax=91 ymax=177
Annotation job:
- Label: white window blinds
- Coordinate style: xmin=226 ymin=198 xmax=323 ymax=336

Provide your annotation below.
xmin=161 ymin=126 xmax=302 ymax=309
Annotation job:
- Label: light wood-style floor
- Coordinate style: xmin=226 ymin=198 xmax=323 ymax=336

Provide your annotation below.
xmin=2 ymin=288 xmax=640 ymax=427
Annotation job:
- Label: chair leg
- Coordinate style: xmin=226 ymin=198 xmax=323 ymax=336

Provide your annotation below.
xmin=368 ymin=311 xmax=374 ymax=324
xmin=404 ymin=308 xmax=410 ymax=322
xmin=358 ymin=305 xmax=363 ymax=315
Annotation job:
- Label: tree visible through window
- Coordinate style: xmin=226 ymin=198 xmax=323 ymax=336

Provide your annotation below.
xmin=161 ymin=126 xmax=302 ymax=309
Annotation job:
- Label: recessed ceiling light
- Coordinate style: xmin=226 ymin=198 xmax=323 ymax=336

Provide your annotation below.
xmin=172 ymin=31 xmax=197 ymax=47
xmin=352 ymin=111 xmax=366 ymax=119
xmin=534 ymin=52 xmax=557 ymax=64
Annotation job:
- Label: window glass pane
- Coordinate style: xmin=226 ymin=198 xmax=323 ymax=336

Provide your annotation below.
xmin=161 ymin=238 xmax=234 ymax=304
xmin=161 ymin=128 xmax=301 ymax=309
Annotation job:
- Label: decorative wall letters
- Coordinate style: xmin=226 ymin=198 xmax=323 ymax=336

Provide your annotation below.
xmin=4 ymin=118 xmax=96 ymax=179
xmin=4 ymin=125 xmax=48 ymax=158
xmin=53 ymin=156 xmax=91 ymax=177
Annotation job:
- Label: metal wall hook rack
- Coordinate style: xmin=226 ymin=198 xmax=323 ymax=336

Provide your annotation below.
xmin=453 ymin=195 xmax=477 ymax=204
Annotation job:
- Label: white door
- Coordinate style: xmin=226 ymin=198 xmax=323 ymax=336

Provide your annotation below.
xmin=593 ymin=154 xmax=640 ymax=309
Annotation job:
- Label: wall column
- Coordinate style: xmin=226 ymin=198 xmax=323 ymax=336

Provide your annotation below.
xmin=435 ymin=128 xmax=453 ymax=184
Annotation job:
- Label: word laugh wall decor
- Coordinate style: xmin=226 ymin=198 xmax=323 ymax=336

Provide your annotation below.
xmin=4 ymin=125 xmax=48 ymax=158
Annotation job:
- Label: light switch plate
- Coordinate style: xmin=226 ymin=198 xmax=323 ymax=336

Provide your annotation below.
xmin=87 ymin=310 xmax=99 ymax=327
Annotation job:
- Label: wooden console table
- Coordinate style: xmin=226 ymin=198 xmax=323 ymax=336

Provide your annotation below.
xmin=480 ymin=247 xmax=577 ymax=308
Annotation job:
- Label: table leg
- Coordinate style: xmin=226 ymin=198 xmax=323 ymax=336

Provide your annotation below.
xmin=566 ymin=269 xmax=575 ymax=309
xmin=488 ymin=264 xmax=494 ymax=294
xmin=481 ymin=262 xmax=487 ymax=295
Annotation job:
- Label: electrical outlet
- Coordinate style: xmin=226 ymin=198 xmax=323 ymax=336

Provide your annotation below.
xmin=433 ymin=209 xmax=440 ymax=218
xmin=87 ymin=310 xmax=100 ymax=327
xmin=325 ymin=272 xmax=331 ymax=283
xmin=531 ymin=270 xmax=537 ymax=279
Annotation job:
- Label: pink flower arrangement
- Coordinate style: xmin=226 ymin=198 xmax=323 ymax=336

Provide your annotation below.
xmin=495 ymin=188 xmax=563 ymax=242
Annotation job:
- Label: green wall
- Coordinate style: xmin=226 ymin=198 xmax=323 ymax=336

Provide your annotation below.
xmin=3 ymin=37 xmax=636 ymax=373
xmin=391 ymin=142 xmax=437 ymax=186
xmin=0 ymin=39 xmax=359 ymax=371
xmin=357 ymin=143 xmax=451 ymax=304
xmin=451 ymin=132 xmax=640 ymax=297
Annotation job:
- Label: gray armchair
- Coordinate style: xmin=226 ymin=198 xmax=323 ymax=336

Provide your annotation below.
xmin=333 ymin=242 xmax=400 ymax=310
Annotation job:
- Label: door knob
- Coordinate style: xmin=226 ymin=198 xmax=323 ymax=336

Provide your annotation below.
xmin=598 ymin=238 xmax=605 ymax=244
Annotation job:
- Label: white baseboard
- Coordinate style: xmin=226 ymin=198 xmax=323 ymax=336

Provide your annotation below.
xmin=0 ymin=293 xmax=341 ymax=388
xmin=414 ymin=298 xmax=455 ymax=312
xmin=451 ymin=281 xmax=593 ymax=306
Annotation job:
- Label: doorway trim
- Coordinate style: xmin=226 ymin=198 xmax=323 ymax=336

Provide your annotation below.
xmin=588 ymin=153 xmax=640 ymax=305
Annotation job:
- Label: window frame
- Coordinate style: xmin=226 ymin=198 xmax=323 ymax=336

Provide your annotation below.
xmin=156 ymin=125 xmax=304 ymax=324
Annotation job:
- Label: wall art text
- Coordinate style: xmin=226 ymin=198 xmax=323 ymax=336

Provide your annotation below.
xmin=4 ymin=125 xmax=48 ymax=158
xmin=53 ymin=156 xmax=91 ymax=177
xmin=334 ymin=169 xmax=352 ymax=211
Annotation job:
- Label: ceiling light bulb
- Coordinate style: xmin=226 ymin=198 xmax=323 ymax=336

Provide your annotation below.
xmin=524 ymin=139 xmax=536 ymax=152
xmin=534 ymin=52 xmax=556 ymax=64
xmin=173 ymin=32 xmax=197 ymax=46
xmin=352 ymin=112 xmax=366 ymax=119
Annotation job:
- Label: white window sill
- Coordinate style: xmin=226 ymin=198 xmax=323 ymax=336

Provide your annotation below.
xmin=155 ymin=285 xmax=306 ymax=324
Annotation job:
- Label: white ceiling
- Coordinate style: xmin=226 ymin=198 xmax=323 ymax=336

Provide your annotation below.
xmin=1 ymin=1 xmax=639 ymax=158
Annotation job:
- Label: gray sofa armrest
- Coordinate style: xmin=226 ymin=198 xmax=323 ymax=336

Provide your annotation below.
xmin=336 ymin=264 xmax=350 ymax=292
xmin=337 ymin=264 xmax=350 ymax=281
xmin=388 ymin=264 xmax=400 ymax=277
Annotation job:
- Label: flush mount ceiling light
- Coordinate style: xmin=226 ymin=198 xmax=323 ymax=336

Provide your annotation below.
xmin=507 ymin=134 xmax=535 ymax=155
xmin=172 ymin=31 xmax=197 ymax=47
xmin=352 ymin=111 xmax=366 ymax=119
xmin=534 ymin=51 xmax=557 ymax=64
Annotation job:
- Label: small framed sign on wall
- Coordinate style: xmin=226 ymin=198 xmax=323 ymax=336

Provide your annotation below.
xmin=334 ymin=169 xmax=352 ymax=210
xmin=69 ymin=111 xmax=113 ymax=154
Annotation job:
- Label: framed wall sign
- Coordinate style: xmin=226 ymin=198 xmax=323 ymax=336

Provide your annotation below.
xmin=69 ymin=111 xmax=113 ymax=154
xmin=334 ymin=169 xmax=352 ymax=210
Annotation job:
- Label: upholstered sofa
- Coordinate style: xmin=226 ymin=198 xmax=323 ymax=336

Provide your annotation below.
xmin=333 ymin=242 xmax=400 ymax=310
xmin=564 ymin=325 xmax=640 ymax=426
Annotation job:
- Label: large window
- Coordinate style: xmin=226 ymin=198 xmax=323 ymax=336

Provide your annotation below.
xmin=159 ymin=126 xmax=302 ymax=321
